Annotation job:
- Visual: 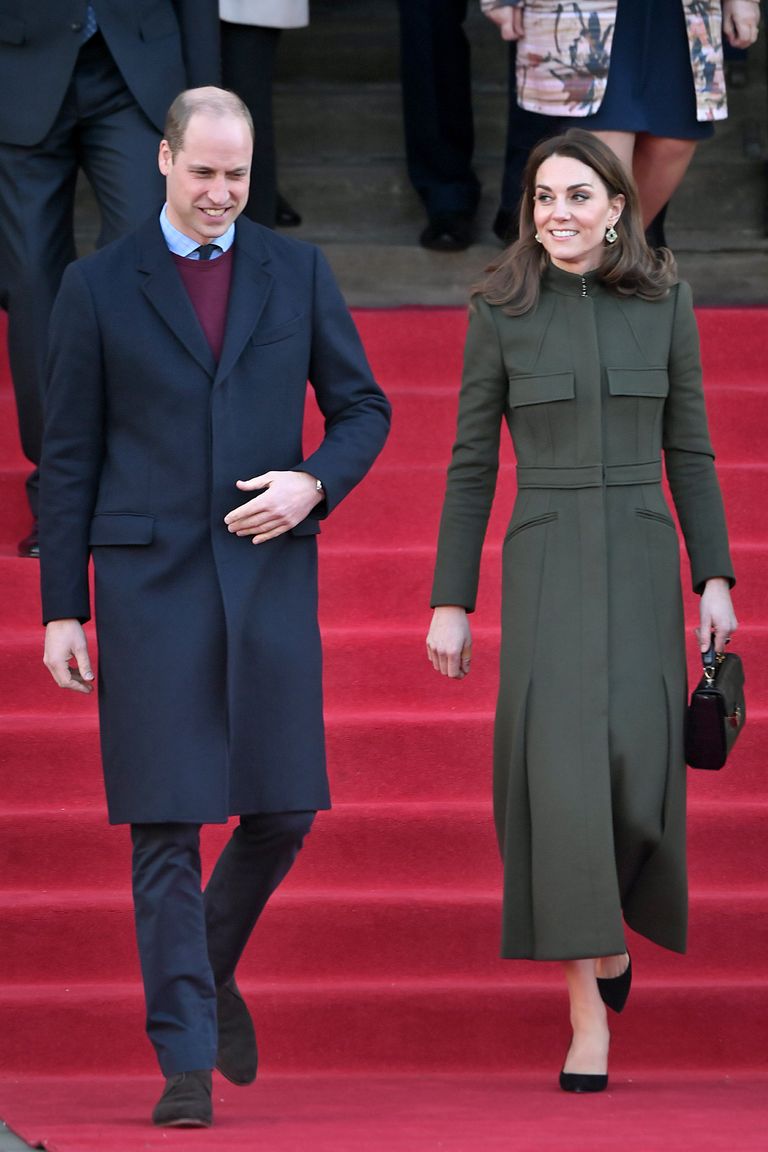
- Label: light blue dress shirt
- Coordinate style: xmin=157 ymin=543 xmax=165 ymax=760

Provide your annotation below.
xmin=160 ymin=205 xmax=235 ymax=259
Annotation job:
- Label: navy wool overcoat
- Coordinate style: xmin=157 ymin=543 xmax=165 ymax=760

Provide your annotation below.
xmin=40 ymin=216 xmax=391 ymax=824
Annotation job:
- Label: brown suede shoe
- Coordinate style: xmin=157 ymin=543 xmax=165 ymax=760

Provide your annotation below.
xmin=216 ymin=980 xmax=258 ymax=1085
xmin=152 ymin=1069 xmax=212 ymax=1127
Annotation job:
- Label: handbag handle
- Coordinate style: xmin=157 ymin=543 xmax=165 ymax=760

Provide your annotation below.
xmin=702 ymin=635 xmax=725 ymax=684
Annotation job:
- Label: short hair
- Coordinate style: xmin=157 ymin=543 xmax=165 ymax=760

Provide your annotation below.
xmin=163 ymin=87 xmax=254 ymax=157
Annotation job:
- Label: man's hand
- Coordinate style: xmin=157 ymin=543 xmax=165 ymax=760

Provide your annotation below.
xmin=44 ymin=619 xmax=94 ymax=693
xmin=482 ymin=1 xmax=524 ymax=41
xmin=224 ymin=470 xmax=324 ymax=544
xmin=723 ymin=0 xmax=760 ymax=49
xmin=426 ymin=605 xmax=473 ymax=679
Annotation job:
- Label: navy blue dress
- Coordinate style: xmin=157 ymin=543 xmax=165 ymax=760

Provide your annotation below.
xmin=577 ymin=0 xmax=714 ymax=140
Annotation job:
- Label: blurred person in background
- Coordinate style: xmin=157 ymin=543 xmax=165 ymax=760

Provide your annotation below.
xmin=482 ymin=1 xmax=760 ymax=245
xmin=398 ymin=0 xmax=550 ymax=251
xmin=0 ymin=1 xmax=219 ymax=558
xmin=220 ymin=0 xmax=305 ymax=227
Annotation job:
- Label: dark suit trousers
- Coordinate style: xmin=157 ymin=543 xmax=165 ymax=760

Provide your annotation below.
xmin=131 ymin=811 xmax=315 ymax=1076
xmin=221 ymin=22 xmax=281 ymax=228
xmin=398 ymin=0 xmax=480 ymax=218
xmin=0 ymin=31 xmax=163 ymax=517
xmin=397 ymin=1 xmax=552 ymax=220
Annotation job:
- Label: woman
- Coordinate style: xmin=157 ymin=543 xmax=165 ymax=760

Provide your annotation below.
xmin=426 ymin=129 xmax=737 ymax=1091
xmin=220 ymin=0 xmax=307 ymax=227
xmin=481 ymin=0 xmax=761 ymax=232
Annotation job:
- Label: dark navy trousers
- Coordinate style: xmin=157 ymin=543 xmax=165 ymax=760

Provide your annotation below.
xmin=0 ymin=30 xmax=163 ymax=517
xmin=131 ymin=811 xmax=315 ymax=1076
xmin=397 ymin=0 xmax=551 ymax=220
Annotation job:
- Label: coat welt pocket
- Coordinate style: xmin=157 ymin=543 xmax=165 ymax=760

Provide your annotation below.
xmin=508 ymin=371 xmax=575 ymax=408
xmin=608 ymin=367 xmax=669 ymax=397
xmin=251 ymin=315 xmax=304 ymax=347
xmin=89 ymin=513 xmax=155 ymax=546
xmin=635 ymin=508 xmax=676 ymax=530
xmin=505 ymin=511 xmax=558 ymax=541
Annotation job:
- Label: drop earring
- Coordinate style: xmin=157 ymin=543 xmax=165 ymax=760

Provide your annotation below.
xmin=534 ymin=232 xmax=542 ymax=243
xmin=605 ymin=223 xmax=618 ymax=244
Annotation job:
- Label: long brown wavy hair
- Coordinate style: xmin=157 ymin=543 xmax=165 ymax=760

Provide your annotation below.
xmin=475 ymin=129 xmax=677 ymax=316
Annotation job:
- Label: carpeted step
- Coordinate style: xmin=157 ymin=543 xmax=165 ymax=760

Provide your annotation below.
xmin=2 ymin=887 xmax=766 ymax=985
xmin=1 ymin=801 xmax=765 ymax=891
xmin=3 ymin=709 xmax=764 ymax=809
xmin=2 ymin=980 xmax=767 ymax=1075
xmin=2 ymin=461 xmax=760 ymax=549
xmin=2 ymin=540 xmax=766 ymax=634
xmin=2 ymin=627 xmax=767 ymax=715
xmin=1 ymin=307 xmax=765 ymax=1091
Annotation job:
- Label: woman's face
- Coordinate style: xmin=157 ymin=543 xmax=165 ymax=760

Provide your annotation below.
xmin=532 ymin=154 xmax=625 ymax=275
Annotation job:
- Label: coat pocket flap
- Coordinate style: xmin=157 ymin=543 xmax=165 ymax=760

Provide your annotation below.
xmin=89 ymin=514 xmax=155 ymax=546
xmin=508 ymin=371 xmax=575 ymax=408
xmin=607 ymin=367 xmax=669 ymax=397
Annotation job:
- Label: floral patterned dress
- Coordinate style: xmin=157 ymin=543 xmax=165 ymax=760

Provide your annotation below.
xmin=514 ymin=0 xmax=727 ymax=133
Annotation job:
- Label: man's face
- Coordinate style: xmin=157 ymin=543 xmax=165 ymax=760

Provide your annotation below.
xmin=158 ymin=111 xmax=252 ymax=245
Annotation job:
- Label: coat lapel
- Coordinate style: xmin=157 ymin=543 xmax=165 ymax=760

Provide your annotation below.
xmin=136 ymin=218 xmax=217 ymax=378
xmin=214 ymin=219 xmax=274 ymax=386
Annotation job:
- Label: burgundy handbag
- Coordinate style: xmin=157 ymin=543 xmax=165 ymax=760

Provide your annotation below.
xmin=685 ymin=640 xmax=746 ymax=771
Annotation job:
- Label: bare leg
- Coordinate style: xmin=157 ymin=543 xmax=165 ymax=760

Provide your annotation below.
xmin=562 ymin=959 xmax=610 ymax=1075
xmin=630 ymin=135 xmax=698 ymax=227
xmin=590 ymin=130 xmax=636 ymax=175
xmin=595 ymin=951 xmax=630 ymax=981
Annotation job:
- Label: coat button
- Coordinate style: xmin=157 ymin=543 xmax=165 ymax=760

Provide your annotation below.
xmin=71 ymin=21 xmax=83 ymax=32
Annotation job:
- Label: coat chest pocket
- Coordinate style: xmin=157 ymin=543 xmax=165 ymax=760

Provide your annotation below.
xmin=607 ymin=368 xmax=669 ymax=397
xmin=507 ymin=371 xmax=575 ymax=408
xmin=251 ymin=315 xmax=304 ymax=348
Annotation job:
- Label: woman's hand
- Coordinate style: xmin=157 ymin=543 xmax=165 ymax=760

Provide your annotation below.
xmin=697 ymin=577 xmax=738 ymax=654
xmin=426 ymin=606 xmax=472 ymax=679
xmin=723 ymin=0 xmax=760 ymax=50
xmin=481 ymin=2 xmax=524 ymax=41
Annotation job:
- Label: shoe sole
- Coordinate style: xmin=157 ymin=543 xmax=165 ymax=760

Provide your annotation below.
xmin=154 ymin=1117 xmax=212 ymax=1128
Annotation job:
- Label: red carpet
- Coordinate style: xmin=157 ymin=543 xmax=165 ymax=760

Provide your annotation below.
xmin=0 ymin=307 xmax=766 ymax=1148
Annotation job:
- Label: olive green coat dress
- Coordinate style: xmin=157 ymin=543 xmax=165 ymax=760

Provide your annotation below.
xmin=431 ymin=263 xmax=734 ymax=960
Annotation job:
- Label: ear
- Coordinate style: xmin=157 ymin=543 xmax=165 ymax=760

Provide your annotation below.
xmin=158 ymin=140 xmax=172 ymax=177
xmin=609 ymin=192 xmax=626 ymax=226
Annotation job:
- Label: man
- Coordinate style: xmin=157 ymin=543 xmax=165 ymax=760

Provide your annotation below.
xmin=397 ymin=0 xmax=550 ymax=251
xmin=0 ymin=1 xmax=219 ymax=557
xmin=40 ymin=87 xmax=390 ymax=1127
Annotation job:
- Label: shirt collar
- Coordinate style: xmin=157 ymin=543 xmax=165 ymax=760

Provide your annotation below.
xmin=159 ymin=204 xmax=235 ymax=258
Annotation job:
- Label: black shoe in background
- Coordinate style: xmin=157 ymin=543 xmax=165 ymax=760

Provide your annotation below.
xmin=419 ymin=212 xmax=473 ymax=252
xmin=17 ymin=520 xmax=39 ymax=558
xmin=645 ymin=204 xmax=669 ymax=250
xmin=276 ymin=192 xmax=302 ymax=227
xmin=493 ymin=207 xmax=519 ymax=245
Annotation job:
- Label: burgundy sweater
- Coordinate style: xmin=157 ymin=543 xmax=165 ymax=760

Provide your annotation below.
xmin=172 ymin=246 xmax=235 ymax=361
